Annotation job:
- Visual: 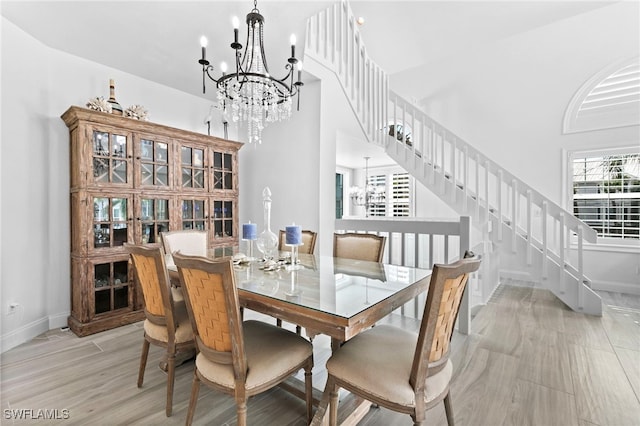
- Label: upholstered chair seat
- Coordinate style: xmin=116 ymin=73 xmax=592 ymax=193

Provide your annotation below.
xmin=278 ymin=229 xmax=318 ymax=254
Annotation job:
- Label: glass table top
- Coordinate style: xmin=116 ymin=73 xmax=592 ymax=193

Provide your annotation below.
xmin=235 ymin=254 xmax=432 ymax=319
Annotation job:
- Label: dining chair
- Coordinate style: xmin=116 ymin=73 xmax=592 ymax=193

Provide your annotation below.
xmin=278 ymin=229 xmax=318 ymax=254
xmin=160 ymin=230 xmax=208 ymax=301
xmin=125 ymin=244 xmax=195 ymax=417
xmin=173 ymin=252 xmax=314 ymax=426
xmin=312 ymin=255 xmax=481 ymax=426
xmin=333 ymin=232 xmax=386 ymax=262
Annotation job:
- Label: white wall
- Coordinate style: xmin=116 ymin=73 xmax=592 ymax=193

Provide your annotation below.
xmin=0 ymin=18 xmax=222 ymax=352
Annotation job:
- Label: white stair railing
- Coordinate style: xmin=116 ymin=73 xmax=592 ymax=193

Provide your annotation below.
xmin=306 ymin=0 xmax=388 ymax=147
xmin=306 ymin=0 xmax=602 ymax=315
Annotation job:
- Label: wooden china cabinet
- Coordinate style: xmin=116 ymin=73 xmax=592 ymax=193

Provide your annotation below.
xmin=62 ymin=106 xmax=242 ymax=336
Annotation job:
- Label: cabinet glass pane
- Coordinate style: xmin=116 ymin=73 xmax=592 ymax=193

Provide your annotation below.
xmin=224 ymin=173 xmax=233 ymax=189
xmin=214 ymin=171 xmax=223 ymax=189
xmin=181 ymin=147 xmax=206 ymax=189
xmin=141 ymin=198 xmax=170 ymax=244
xmin=182 ymin=199 xmax=207 ymax=230
xmin=224 ymin=153 xmax=232 ymax=171
xmin=92 ymin=131 xmax=129 ymax=184
xmin=93 ymin=197 xmax=128 ymax=248
xmin=94 ymin=260 xmax=129 ymax=314
xmin=93 ymin=132 xmax=109 ymax=155
xmin=112 ymin=160 xmax=127 ymax=183
xmin=111 ymin=135 xmax=127 ymax=157
xmin=141 ymin=139 xmax=153 ymax=161
xmin=140 ymin=140 xmax=168 ymax=187
xmin=93 ymin=158 xmax=109 ymax=182
xmin=214 ymin=152 xmax=222 ymax=169
xmin=182 ymin=200 xmax=193 ymax=219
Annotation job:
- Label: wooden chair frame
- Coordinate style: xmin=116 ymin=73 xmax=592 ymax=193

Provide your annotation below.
xmin=313 ymin=255 xmax=481 ymax=426
xmin=333 ymin=232 xmax=386 ymax=262
xmin=174 ymin=253 xmax=314 ymax=426
xmin=125 ymin=243 xmax=195 ymax=417
xmin=278 ymin=229 xmax=318 ymax=254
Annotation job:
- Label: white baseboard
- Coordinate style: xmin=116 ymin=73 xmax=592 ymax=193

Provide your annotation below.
xmin=590 ymin=280 xmax=640 ymax=295
xmin=0 ymin=317 xmax=49 ymax=354
xmin=49 ymin=311 xmax=69 ymax=330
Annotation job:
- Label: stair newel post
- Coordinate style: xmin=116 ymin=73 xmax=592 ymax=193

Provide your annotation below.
xmin=559 ymin=212 xmax=566 ymax=294
xmin=526 ymin=189 xmax=533 ymax=266
xmin=512 ymin=179 xmax=518 ymax=253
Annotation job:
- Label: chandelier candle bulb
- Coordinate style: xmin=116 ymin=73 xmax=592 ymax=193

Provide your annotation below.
xmin=232 ymin=16 xmax=239 ymax=44
xmin=200 ymin=36 xmax=207 ymax=60
xmin=290 ymin=34 xmax=296 ymax=58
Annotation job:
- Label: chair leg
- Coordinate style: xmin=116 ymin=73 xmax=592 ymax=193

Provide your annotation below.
xmin=237 ymin=400 xmax=247 ymax=426
xmin=296 ymin=325 xmax=302 ymax=335
xmin=444 ymin=392 xmax=455 ymax=426
xmin=185 ymin=370 xmax=201 ymax=426
xmin=329 ymin=382 xmax=340 ymax=426
xmin=276 ymin=318 xmax=283 ymax=327
xmin=304 ymin=360 xmax=313 ymax=423
xmin=137 ymin=339 xmax=150 ymax=388
xmin=165 ymin=352 xmax=176 ymax=417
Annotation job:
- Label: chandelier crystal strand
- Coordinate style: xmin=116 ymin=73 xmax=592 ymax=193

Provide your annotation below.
xmin=199 ymin=0 xmax=302 ymax=144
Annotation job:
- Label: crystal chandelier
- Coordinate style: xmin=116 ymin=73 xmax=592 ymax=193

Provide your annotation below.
xmin=198 ymin=0 xmax=303 ymax=144
xmin=349 ymin=157 xmax=386 ymax=217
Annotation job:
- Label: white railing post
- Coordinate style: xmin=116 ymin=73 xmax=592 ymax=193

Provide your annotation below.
xmin=463 ymin=146 xmax=469 ymax=212
xmin=458 ymin=216 xmax=471 ymax=335
xmin=451 ymin=137 xmax=457 ymax=203
xmin=485 ymin=160 xmax=490 ymax=224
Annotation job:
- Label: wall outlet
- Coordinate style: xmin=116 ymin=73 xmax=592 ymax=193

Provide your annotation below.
xmin=7 ymin=302 xmax=19 ymax=315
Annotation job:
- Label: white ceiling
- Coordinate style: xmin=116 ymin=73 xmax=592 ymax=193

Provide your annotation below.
xmin=1 ymin=0 xmax=613 ymax=169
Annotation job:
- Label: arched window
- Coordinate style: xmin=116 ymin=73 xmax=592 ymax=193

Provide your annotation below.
xmin=563 ymin=57 xmax=639 ymax=134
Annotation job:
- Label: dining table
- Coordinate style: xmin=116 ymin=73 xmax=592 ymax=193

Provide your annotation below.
xmin=167 ymin=252 xmax=432 ymax=425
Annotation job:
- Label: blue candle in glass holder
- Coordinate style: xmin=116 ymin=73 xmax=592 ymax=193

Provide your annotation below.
xmin=285 ymin=225 xmax=302 ymax=245
xmin=242 ymin=222 xmax=257 ymax=240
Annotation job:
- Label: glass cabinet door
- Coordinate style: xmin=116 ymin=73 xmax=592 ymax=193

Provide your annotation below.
xmin=93 ymin=259 xmax=130 ymax=315
xmin=213 ymin=151 xmax=234 ymax=190
xmin=212 ymin=200 xmax=234 ymax=239
xmin=91 ymin=129 xmax=130 ymax=185
xmin=181 ymin=146 xmax=206 ymax=189
xmin=139 ymin=138 xmax=169 ymax=187
xmin=181 ymin=198 xmax=207 ymax=230
xmin=139 ymin=197 xmax=170 ymax=244
xmin=93 ymin=196 xmax=130 ymax=249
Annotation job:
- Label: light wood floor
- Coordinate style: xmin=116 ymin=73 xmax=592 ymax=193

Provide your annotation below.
xmin=1 ymin=283 xmax=639 ymax=425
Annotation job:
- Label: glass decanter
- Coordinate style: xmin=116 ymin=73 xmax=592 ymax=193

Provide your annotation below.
xmin=255 ymin=187 xmax=278 ymax=259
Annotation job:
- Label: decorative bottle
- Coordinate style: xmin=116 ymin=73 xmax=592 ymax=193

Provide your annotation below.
xmin=107 ymin=79 xmax=123 ymax=116
xmin=255 ymin=187 xmax=278 ymax=260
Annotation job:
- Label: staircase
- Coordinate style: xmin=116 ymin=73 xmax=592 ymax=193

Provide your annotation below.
xmin=305 ymin=0 xmax=602 ymax=315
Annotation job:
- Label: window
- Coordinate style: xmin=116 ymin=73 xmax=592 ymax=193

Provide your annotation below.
xmin=564 ymin=57 xmax=640 ymax=133
xmin=571 ymin=148 xmax=639 ymax=239
xmin=366 ymin=174 xmax=387 ymax=217
xmin=335 ymin=173 xmax=344 ymax=219
xmin=391 ymin=173 xmax=410 ymax=217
